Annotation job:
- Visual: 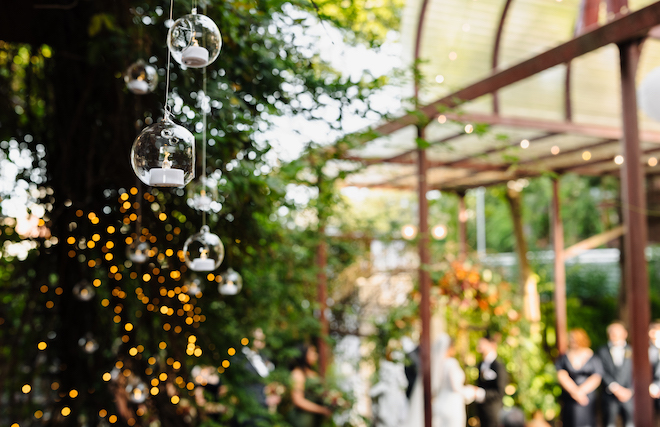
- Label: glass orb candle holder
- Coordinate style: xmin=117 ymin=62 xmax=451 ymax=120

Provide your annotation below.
xmin=126 ymin=379 xmax=148 ymax=404
xmin=127 ymin=240 xmax=152 ymax=263
xmin=78 ymin=334 xmax=99 ymax=354
xmin=124 ymin=59 xmax=158 ymax=95
xmin=167 ymin=9 xmax=222 ymax=68
xmin=183 ymin=225 xmax=224 ymax=271
xmin=187 ymin=178 xmax=220 ymax=212
xmin=218 ymin=268 xmax=242 ymax=295
xmin=184 ymin=275 xmax=204 ymax=295
xmin=73 ymin=280 xmax=95 ymax=301
xmin=131 ymin=118 xmax=195 ymax=188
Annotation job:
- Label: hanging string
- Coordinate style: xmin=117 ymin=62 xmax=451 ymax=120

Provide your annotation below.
xmin=201 ymin=0 xmax=208 ymax=227
xmin=202 ymin=66 xmax=208 ymax=227
xmin=164 ymin=0 xmax=175 ymax=120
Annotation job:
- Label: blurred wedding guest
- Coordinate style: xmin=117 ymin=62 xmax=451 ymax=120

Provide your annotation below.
xmin=432 ymin=335 xmax=471 ymax=427
xmin=526 ymin=410 xmax=552 ymax=427
xmin=597 ymin=322 xmax=633 ymax=427
xmin=500 ymin=407 xmax=525 ymax=427
xmin=230 ymin=327 xmax=279 ymax=427
xmin=467 ymin=332 xmax=508 ymax=427
xmin=556 ymin=328 xmax=602 ymax=427
xmin=650 ymin=323 xmax=660 ymax=398
xmin=370 ymin=358 xmax=408 ymax=427
xmin=287 ymin=344 xmax=332 ymax=427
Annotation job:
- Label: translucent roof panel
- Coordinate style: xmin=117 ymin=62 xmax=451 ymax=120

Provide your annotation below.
xmin=340 ymin=0 xmax=660 ymax=191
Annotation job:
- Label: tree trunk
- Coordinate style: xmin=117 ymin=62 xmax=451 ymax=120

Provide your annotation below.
xmin=506 ymin=187 xmax=540 ymax=322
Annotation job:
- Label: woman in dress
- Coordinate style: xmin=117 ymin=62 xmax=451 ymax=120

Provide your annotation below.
xmin=288 ymin=344 xmax=332 ymax=427
xmin=555 ymin=328 xmax=603 ymax=427
xmin=432 ymin=334 xmax=468 ymax=427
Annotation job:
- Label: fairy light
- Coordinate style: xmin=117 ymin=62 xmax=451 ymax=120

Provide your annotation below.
xmin=582 ymin=151 xmax=592 ymax=161
xmin=649 ymin=157 xmax=658 ymax=167
xmin=464 ymin=124 xmax=474 ymax=134
xmin=614 ymin=155 xmax=624 ymax=165
xmin=520 ymin=139 xmax=529 ymax=149
xmin=551 ymin=146 xmax=560 ymax=155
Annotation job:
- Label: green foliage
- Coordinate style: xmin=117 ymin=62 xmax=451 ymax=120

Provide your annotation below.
xmin=436 ymin=259 xmax=560 ymax=419
xmin=0 ymin=0 xmax=397 ymax=425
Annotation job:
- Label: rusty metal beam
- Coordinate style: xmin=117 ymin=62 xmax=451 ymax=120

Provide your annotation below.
xmin=618 ymin=38 xmax=653 ymax=427
xmin=352 ymin=3 xmax=660 ymax=144
xmin=413 ymin=0 xmax=433 ymax=421
xmin=492 ymin=0 xmax=514 ymax=114
xmin=552 ymin=179 xmax=568 ymax=355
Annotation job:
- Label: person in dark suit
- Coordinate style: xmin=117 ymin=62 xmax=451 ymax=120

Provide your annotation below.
xmin=468 ymin=332 xmax=508 ymax=427
xmin=229 ymin=328 xmax=278 ymax=427
xmin=597 ymin=321 xmax=634 ymax=427
xmin=648 ymin=322 xmax=660 ymax=422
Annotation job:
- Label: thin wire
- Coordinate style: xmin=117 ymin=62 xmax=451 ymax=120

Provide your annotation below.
xmin=201 ymin=0 xmax=208 ymax=227
xmin=164 ymin=0 xmax=175 ymax=120
xmin=202 ymin=66 xmax=208 ymax=227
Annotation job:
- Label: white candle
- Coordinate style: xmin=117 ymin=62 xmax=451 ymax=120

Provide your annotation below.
xmin=127 ymin=79 xmax=149 ymax=94
xmin=220 ymin=283 xmax=238 ymax=295
xmin=149 ymin=168 xmax=185 ymax=187
xmin=190 ymin=257 xmax=215 ymax=271
xmin=182 ymin=45 xmax=210 ymax=67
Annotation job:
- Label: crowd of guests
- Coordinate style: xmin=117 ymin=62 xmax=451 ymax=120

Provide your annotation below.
xmin=191 ymin=321 xmax=660 ymax=427
xmin=393 ymin=321 xmax=660 ymax=427
xmin=556 ymin=322 xmax=660 ymax=427
xmin=193 ymin=328 xmax=336 ymax=427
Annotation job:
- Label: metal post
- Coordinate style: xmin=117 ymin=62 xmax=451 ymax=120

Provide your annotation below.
xmin=476 ymin=187 xmax=486 ymax=257
xmin=618 ymin=39 xmax=652 ymax=427
xmin=458 ymin=191 xmax=468 ymax=259
xmin=552 ymin=178 xmax=568 ymax=355
xmin=417 ymin=127 xmax=432 ymax=427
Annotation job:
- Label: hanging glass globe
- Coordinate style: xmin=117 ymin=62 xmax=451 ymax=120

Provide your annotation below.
xmin=78 ymin=334 xmax=99 ymax=354
xmin=126 ymin=378 xmax=148 ymax=404
xmin=184 ymin=275 xmax=204 ymax=295
xmin=73 ymin=280 xmax=95 ymax=301
xmin=127 ymin=239 xmax=152 ymax=263
xmin=124 ymin=59 xmax=158 ymax=95
xmin=167 ymin=9 xmax=222 ymax=68
xmin=639 ymin=67 xmax=660 ymax=122
xmin=131 ymin=118 xmax=195 ymax=188
xmin=218 ymin=268 xmax=242 ymax=295
xmin=187 ymin=177 xmax=221 ymax=212
xmin=183 ymin=225 xmax=224 ymax=271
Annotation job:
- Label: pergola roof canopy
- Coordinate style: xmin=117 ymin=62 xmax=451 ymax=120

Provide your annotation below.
xmin=340 ymin=0 xmax=660 ymax=191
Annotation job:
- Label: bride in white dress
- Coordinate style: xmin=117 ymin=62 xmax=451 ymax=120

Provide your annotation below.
xmin=406 ymin=334 xmax=470 ymax=427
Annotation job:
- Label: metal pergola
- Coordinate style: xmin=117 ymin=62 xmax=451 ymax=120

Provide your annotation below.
xmin=320 ymin=1 xmax=660 ymax=425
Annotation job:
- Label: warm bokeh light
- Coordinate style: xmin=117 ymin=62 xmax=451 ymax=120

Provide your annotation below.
xmin=582 ymin=151 xmax=592 ymax=161
xmin=401 ymin=225 xmax=417 ymax=240
xmin=614 ymin=155 xmax=624 ymax=165
xmin=22 ymin=384 xmax=31 ymax=393
xmin=551 ymin=145 xmax=560 ymax=155
xmin=520 ymin=139 xmax=529 ymax=149
xmin=464 ymin=124 xmax=473 ymax=134
xmin=432 ymin=225 xmax=447 ymax=240
xmin=649 ymin=157 xmax=658 ymax=167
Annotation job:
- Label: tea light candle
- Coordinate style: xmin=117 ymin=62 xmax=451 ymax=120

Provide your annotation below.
xmin=150 ymin=168 xmax=185 ymax=187
xmin=127 ymin=79 xmax=149 ymax=94
xmin=190 ymin=248 xmax=215 ymax=271
xmin=182 ymin=39 xmax=209 ymax=67
xmin=220 ymin=283 xmax=238 ymax=295
xmin=149 ymin=151 xmax=185 ymax=187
